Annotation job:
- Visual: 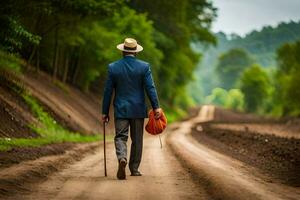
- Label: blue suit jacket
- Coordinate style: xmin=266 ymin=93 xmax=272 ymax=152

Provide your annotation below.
xmin=102 ymin=56 xmax=159 ymax=119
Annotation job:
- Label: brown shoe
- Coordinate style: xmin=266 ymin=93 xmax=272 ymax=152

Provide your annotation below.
xmin=117 ymin=158 xmax=127 ymax=180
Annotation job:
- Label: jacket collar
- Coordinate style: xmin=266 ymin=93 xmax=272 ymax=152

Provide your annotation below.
xmin=124 ymin=55 xmax=136 ymax=59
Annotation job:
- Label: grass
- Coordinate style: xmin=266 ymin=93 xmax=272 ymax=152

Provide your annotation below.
xmin=53 ymin=80 xmax=70 ymax=94
xmin=0 ymin=93 xmax=102 ymax=151
xmin=0 ymin=50 xmax=22 ymax=73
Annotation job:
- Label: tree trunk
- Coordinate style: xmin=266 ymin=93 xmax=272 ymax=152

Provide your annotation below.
xmin=27 ymin=45 xmax=37 ymax=67
xmin=72 ymin=48 xmax=81 ymax=84
xmin=36 ymin=45 xmax=40 ymax=72
xmin=63 ymin=52 xmax=69 ymax=83
xmin=53 ymin=47 xmax=59 ymax=80
xmin=52 ymin=27 xmax=59 ymax=80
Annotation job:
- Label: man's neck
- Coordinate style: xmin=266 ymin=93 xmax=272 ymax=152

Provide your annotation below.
xmin=124 ymin=54 xmax=135 ymax=57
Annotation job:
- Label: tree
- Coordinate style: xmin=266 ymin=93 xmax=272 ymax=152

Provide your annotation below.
xmin=240 ymin=64 xmax=271 ymax=113
xmin=79 ymin=7 xmax=163 ymax=92
xmin=0 ymin=0 xmax=217 ymax=118
xmin=205 ymin=87 xmax=228 ymax=106
xmin=275 ymin=40 xmax=300 ymax=116
xmin=225 ymin=89 xmax=244 ymax=111
xmin=189 ymin=21 xmax=300 ymax=105
xmin=216 ymin=48 xmax=254 ymax=89
xmin=128 ymin=0 xmax=216 ymax=108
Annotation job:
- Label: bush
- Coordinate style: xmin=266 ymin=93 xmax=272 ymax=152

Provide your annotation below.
xmin=205 ymin=88 xmax=244 ymax=111
xmin=0 ymin=50 xmax=22 ymax=72
xmin=240 ymin=64 xmax=271 ymax=113
xmin=205 ymin=87 xmax=228 ymax=106
xmin=225 ymin=89 xmax=244 ymax=111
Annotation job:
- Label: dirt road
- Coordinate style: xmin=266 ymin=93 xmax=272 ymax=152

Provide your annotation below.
xmin=5 ymin=105 xmax=300 ymax=200
xmin=9 ymin=135 xmax=208 ymax=200
xmin=168 ymin=105 xmax=300 ymax=200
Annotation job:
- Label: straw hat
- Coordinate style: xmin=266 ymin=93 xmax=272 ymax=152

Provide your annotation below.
xmin=117 ymin=38 xmax=143 ymax=53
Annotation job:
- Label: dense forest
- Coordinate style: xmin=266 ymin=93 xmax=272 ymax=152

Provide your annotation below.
xmin=0 ymin=0 xmax=216 ymax=120
xmin=189 ymin=20 xmax=300 ymax=117
xmin=1 ymin=1 xmax=300 ymax=119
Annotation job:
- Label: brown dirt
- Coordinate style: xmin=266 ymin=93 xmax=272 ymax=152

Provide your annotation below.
xmin=209 ymin=123 xmax=300 ymax=139
xmin=4 ymin=135 xmax=209 ymax=200
xmin=191 ymin=124 xmax=300 ymax=187
xmin=0 ymin=98 xmax=35 ymax=138
xmin=0 ymin=142 xmax=99 ymax=198
xmin=2 ymin=104 xmax=300 ymax=200
xmin=20 ymin=69 xmax=114 ymax=134
xmin=0 ymin=68 xmax=116 ymax=170
xmin=0 ymin=142 xmax=74 ymax=169
xmin=0 ymin=78 xmax=37 ymax=138
xmin=168 ymin=105 xmax=300 ymax=200
xmin=213 ymin=106 xmax=276 ymax=123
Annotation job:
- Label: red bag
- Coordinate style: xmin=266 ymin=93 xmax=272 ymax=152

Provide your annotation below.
xmin=145 ymin=109 xmax=167 ymax=135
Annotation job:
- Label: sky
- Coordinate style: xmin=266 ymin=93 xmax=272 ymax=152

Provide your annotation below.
xmin=212 ymin=0 xmax=300 ymax=36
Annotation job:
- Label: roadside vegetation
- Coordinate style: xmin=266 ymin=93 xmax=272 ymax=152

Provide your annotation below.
xmin=0 ymin=92 xmax=100 ymax=151
xmin=0 ymin=0 xmax=218 ymax=150
xmin=0 ymin=0 xmax=217 ymax=120
xmin=0 ymin=58 xmax=100 ymax=151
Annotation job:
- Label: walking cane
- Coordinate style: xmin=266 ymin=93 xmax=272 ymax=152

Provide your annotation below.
xmin=158 ymin=135 xmax=163 ymax=149
xmin=103 ymin=121 xmax=107 ymax=177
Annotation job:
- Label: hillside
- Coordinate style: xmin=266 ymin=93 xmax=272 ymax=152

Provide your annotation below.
xmin=0 ymin=67 xmax=117 ymax=167
xmin=190 ymin=20 xmax=300 ymax=99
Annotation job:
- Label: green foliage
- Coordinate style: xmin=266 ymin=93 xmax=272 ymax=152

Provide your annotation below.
xmin=113 ymin=7 xmax=164 ymax=71
xmin=128 ymin=0 xmax=216 ymax=109
xmin=73 ymin=6 xmax=163 ymax=91
xmin=206 ymin=87 xmax=228 ymax=106
xmin=189 ymin=21 xmax=300 ymax=103
xmin=129 ymin=0 xmax=216 ymax=44
xmin=0 ymin=93 xmax=100 ymax=151
xmin=187 ymin=79 xmax=204 ymax=103
xmin=0 ymin=0 xmax=217 ymax=122
xmin=205 ymin=88 xmax=244 ymax=111
xmin=0 ymin=137 xmax=53 ymax=151
xmin=240 ymin=65 xmax=271 ymax=113
xmin=205 ymin=87 xmax=256 ymax=113
xmin=214 ymin=21 xmax=300 ymax=67
xmin=231 ymin=21 xmax=300 ymax=66
xmin=0 ymin=50 xmax=22 ymax=72
xmin=0 ymin=16 xmax=41 ymax=52
xmin=275 ymin=40 xmax=300 ymax=116
xmin=225 ymin=89 xmax=244 ymax=111
xmin=216 ymin=48 xmax=254 ymax=89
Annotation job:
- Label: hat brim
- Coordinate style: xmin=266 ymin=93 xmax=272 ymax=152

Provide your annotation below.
xmin=116 ymin=43 xmax=143 ymax=52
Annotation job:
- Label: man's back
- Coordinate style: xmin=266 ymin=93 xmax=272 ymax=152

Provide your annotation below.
xmin=102 ymin=55 xmax=159 ymax=119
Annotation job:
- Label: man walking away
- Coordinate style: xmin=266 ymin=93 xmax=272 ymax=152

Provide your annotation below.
xmin=102 ymin=38 xmax=161 ymax=180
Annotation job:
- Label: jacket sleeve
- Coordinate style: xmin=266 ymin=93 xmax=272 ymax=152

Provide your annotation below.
xmin=102 ymin=66 xmax=114 ymax=115
xmin=144 ymin=64 xmax=159 ymax=110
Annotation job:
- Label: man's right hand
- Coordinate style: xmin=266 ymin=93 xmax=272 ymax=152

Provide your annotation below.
xmin=154 ymin=108 xmax=162 ymax=119
xmin=102 ymin=114 xmax=110 ymax=123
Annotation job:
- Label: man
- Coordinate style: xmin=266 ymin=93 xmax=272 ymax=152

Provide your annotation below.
xmin=102 ymin=38 xmax=161 ymax=180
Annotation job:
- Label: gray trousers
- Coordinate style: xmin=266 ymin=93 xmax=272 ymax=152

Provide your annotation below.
xmin=114 ymin=118 xmax=144 ymax=173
